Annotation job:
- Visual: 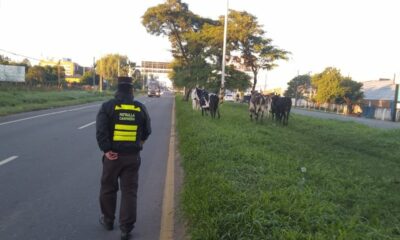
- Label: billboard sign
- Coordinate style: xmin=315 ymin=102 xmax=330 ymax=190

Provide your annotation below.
xmin=0 ymin=65 xmax=25 ymax=82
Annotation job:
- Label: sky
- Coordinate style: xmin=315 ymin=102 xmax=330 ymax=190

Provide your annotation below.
xmin=1 ymin=0 xmax=399 ymax=90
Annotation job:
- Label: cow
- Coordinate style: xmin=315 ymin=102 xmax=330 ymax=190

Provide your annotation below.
xmin=271 ymin=95 xmax=292 ymax=125
xmin=249 ymin=92 xmax=267 ymax=121
xmin=199 ymin=90 xmax=210 ymax=116
xmin=264 ymin=95 xmax=272 ymax=119
xmin=209 ymin=93 xmax=220 ymax=119
xmin=191 ymin=88 xmax=201 ymax=110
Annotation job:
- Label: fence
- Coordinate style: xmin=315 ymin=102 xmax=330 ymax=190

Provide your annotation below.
xmin=294 ymin=99 xmax=398 ymax=122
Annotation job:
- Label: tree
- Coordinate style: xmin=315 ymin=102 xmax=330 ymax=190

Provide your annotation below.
xmin=142 ymin=0 xmax=212 ymax=64
xmin=143 ymin=0 xmax=217 ymax=100
xmin=81 ymin=71 xmax=100 ymax=85
xmin=311 ymin=67 xmax=345 ymax=104
xmin=223 ymin=65 xmax=251 ymax=91
xmin=143 ymin=1 xmax=287 ymax=97
xmin=96 ymin=54 xmax=129 ymax=87
xmin=284 ymin=74 xmax=311 ymax=106
xmin=26 ymin=66 xmax=46 ymax=84
xmin=0 ymin=55 xmax=11 ymax=65
xmin=25 ymin=65 xmax=65 ymax=85
xmin=229 ymin=10 xmax=290 ymax=91
xmin=336 ymin=78 xmax=364 ymax=113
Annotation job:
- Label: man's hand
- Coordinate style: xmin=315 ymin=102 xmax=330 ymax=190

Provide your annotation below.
xmin=105 ymin=151 xmax=118 ymax=161
xmin=140 ymin=140 xmax=145 ymax=146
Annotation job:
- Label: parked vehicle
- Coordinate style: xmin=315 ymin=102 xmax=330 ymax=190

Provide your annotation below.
xmin=224 ymin=94 xmax=234 ymax=102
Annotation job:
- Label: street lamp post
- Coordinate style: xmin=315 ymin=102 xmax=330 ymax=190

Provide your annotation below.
xmin=220 ymin=0 xmax=229 ymax=98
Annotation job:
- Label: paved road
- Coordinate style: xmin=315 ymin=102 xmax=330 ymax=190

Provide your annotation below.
xmin=292 ymin=108 xmax=400 ymax=129
xmin=0 ymin=93 xmax=174 ymax=240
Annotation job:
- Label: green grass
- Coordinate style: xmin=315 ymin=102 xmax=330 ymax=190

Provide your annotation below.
xmin=176 ymin=98 xmax=400 ymax=240
xmin=0 ymin=89 xmax=114 ymax=116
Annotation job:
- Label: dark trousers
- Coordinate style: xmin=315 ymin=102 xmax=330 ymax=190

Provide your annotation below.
xmin=100 ymin=153 xmax=141 ymax=233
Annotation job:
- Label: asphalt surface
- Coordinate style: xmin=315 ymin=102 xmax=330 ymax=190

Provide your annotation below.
xmin=292 ymin=107 xmax=400 ymax=129
xmin=0 ymin=93 xmax=174 ymax=240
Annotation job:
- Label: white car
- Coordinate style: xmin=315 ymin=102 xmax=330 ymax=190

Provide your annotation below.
xmin=224 ymin=94 xmax=234 ymax=102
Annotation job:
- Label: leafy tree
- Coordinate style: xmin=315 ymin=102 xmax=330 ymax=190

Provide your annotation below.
xmin=229 ymin=10 xmax=289 ymax=91
xmin=132 ymin=69 xmax=143 ymax=90
xmin=142 ymin=0 xmax=212 ymax=64
xmin=26 ymin=66 xmax=46 ymax=84
xmin=284 ymin=74 xmax=311 ymax=105
xmin=96 ymin=54 xmax=129 ymax=86
xmin=312 ymin=67 xmax=345 ymax=104
xmin=0 ymin=55 xmax=11 ymax=65
xmin=336 ymin=78 xmax=364 ymax=113
xmin=222 ymin=65 xmax=251 ymax=91
xmin=25 ymin=65 xmax=64 ymax=85
xmin=143 ymin=0 xmax=217 ymax=100
xmin=143 ymin=1 xmax=287 ymax=97
xmin=21 ymin=58 xmax=31 ymax=67
xmin=81 ymin=71 xmax=99 ymax=85
xmin=311 ymin=67 xmax=364 ymax=113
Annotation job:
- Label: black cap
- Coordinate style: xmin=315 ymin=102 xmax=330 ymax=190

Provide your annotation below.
xmin=118 ymin=76 xmax=133 ymax=86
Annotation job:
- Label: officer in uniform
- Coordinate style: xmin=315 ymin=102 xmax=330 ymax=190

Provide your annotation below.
xmin=96 ymin=76 xmax=151 ymax=240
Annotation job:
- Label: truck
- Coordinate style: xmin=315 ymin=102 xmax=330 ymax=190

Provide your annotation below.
xmin=147 ymin=82 xmax=161 ymax=97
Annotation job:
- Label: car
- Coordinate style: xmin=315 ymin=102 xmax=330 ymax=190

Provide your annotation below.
xmin=148 ymin=89 xmax=161 ymax=97
xmin=224 ymin=94 xmax=234 ymax=102
xmin=147 ymin=84 xmax=161 ymax=97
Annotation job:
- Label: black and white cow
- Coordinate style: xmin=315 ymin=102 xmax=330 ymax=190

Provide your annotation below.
xmin=200 ymin=90 xmax=211 ymax=116
xmin=249 ymin=92 xmax=267 ymax=121
xmin=191 ymin=87 xmax=201 ymax=110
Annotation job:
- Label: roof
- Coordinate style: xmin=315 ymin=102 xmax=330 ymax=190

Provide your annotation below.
xmin=361 ymin=80 xmax=396 ymax=100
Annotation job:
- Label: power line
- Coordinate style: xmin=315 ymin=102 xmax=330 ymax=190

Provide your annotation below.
xmin=0 ymin=48 xmax=41 ymax=61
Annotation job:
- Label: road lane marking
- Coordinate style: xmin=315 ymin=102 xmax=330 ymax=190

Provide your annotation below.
xmin=0 ymin=156 xmax=18 ymax=167
xmin=78 ymin=121 xmax=96 ymax=130
xmin=0 ymin=105 xmax=100 ymax=127
xmin=159 ymin=100 xmax=175 ymax=240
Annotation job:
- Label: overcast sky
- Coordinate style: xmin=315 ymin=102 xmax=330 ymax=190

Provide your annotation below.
xmin=1 ymin=0 xmax=399 ymax=89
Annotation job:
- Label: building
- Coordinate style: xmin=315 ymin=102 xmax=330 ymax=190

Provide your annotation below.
xmin=360 ymin=79 xmax=398 ymax=121
xmin=39 ymin=58 xmax=88 ymax=83
xmin=361 ymin=79 xmax=396 ymax=108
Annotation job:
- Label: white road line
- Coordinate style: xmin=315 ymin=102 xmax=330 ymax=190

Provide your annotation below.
xmin=0 ymin=104 xmax=100 ymax=127
xmin=0 ymin=156 xmax=18 ymax=167
xmin=78 ymin=121 xmax=96 ymax=130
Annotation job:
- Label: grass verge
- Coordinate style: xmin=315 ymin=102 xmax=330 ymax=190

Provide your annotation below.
xmin=0 ymin=89 xmax=115 ymax=116
xmin=176 ymin=98 xmax=400 ymax=240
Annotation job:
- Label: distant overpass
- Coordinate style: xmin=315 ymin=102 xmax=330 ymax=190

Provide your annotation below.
xmin=136 ymin=61 xmax=172 ymax=88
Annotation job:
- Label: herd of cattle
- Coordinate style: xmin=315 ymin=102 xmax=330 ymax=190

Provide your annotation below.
xmin=190 ymin=88 xmax=293 ymax=125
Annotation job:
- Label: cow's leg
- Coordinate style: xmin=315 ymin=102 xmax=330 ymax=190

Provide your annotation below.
xmin=285 ymin=111 xmax=290 ymax=125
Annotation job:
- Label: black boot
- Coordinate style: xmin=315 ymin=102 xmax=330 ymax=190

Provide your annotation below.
xmin=99 ymin=215 xmax=114 ymax=231
xmin=121 ymin=231 xmax=131 ymax=240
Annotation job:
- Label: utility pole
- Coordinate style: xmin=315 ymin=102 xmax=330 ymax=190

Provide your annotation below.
xmin=92 ymin=57 xmax=96 ymax=87
xmin=118 ymin=58 xmax=120 ymax=77
xmin=220 ymin=0 xmax=229 ymax=98
xmin=57 ymin=60 xmax=61 ymax=88
xmin=393 ymin=83 xmax=399 ymax=122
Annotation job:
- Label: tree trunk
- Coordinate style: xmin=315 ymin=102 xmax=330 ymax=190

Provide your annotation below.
xmin=183 ymin=87 xmax=192 ymax=101
xmin=252 ymin=69 xmax=258 ymax=92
